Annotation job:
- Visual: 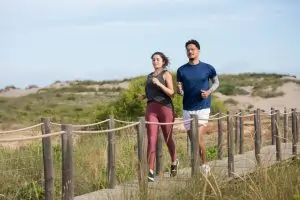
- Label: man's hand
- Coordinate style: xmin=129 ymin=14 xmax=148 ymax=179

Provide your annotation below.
xmin=200 ymin=89 xmax=211 ymax=98
xmin=177 ymin=82 xmax=183 ymax=95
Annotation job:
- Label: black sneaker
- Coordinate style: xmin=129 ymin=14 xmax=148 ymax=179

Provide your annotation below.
xmin=148 ymin=171 xmax=155 ymax=182
xmin=170 ymin=159 xmax=179 ymax=177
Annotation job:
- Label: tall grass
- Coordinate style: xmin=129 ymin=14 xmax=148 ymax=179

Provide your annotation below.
xmin=138 ymin=158 xmax=300 ymax=200
xmin=0 ymin=127 xmax=217 ymax=199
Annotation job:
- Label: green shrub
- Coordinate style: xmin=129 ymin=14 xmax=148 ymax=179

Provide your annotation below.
xmin=217 ymin=83 xmax=249 ymax=95
xmin=95 ymin=74 xmax=227 ymax=122
xmin=252 ymin=90 xmax=285 ymax=98
xmin=4 ymin=85 xmax=17 ymax=91
xmin=224 ymin=98 xmax=239 ymax=105
xmin=26 ymin=84 xmax=39 ymax=89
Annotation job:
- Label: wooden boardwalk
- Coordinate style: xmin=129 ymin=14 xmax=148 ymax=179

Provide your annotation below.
xmin=74 ymin=142 xmax=300 ymax=200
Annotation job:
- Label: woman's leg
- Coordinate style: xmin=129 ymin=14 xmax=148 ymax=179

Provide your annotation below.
xmin=145 ymin=103 xmax=159 ymax=173
xmin=158 ymin=106 xmax=176 ymax=163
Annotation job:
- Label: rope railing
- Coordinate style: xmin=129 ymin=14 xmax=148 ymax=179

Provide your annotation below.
xmin=0 ymin=110 xmax=294 ymax=135
xmin=210 ymin=114 xmax=229 ymax=121
xmin=113 ymin=119 xmax=137 ymax=124
xmin=0 ymin=123 xmax=43 ymax=134
xmin=0 ymin=131 xmax=65 ymax=143
xmin=144 ymin=118 xmax=193 ymax=125
xmin=73 ymin=121 xmax=140 ymax=134
xmin=50 ymin=119 xmax=110 ymax=127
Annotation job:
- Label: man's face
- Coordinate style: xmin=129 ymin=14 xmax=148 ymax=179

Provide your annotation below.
xmin=186 ymin=44 xmax=199 ymax=60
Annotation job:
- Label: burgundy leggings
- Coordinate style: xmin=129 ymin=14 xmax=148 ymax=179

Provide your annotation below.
xmin=145 ymin=101 xmax=176 ymax=171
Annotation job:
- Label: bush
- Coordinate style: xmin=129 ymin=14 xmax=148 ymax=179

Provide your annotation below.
xmin=4 ymin=85 xmax=17 ymax=91
xmin=224 ymin=98 xmax=239 ymax=105
xmin=217 ymin=84 xmax=249 ymax=96
xmin=252 ymin=90 xmax=285 ymax=98
xmin=26 ymin=84 xmax=39 ymax=89
xmin=95 ymin=74 xmax=227 ymax=122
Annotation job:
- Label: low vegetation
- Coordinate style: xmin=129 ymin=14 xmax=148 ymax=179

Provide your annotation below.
xmin=0 ymin=72 xmax=299 ymax=199
xmin=0 ymin=75 xmax=223 ymax=198
xmin=25 ymin=85 xmax=39 ymax=90
xmin=143 ymin=158 xmax=300 ymax=200
xmin=0 ymin=72 xmax=299 ymax=127
xmin=0 ymin=127 xmax=219 ymax=199
xmin=68 ymin=78 xmax=132 ymax=86
xmin=217 ymin=72 xmax=299 ymax=98
xmin=224 ymin=98 xmax=239 ymax=105
xmin=0 ymin=86 xmax=120 ymax=127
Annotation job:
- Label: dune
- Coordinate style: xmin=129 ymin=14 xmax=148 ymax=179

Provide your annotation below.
xmin=0 ymin=88 xmax=40 ymax=98
xmin=216 ymin=82 xmax=300 ymax=113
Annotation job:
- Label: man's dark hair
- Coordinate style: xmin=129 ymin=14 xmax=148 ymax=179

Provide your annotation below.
xmin=185 ymin=39 xmax=200 ymax=50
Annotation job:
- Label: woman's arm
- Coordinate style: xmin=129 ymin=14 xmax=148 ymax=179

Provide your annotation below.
xmin=153 ymin=71 xmax=174 ymax=98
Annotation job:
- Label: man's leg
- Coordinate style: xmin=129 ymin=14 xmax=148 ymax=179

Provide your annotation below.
xmin=197 ymin=109 xmax=211 ymax=175
xmin=183 ymin=110 xmax=192 ymax=156
xmin=198 ymin=125 xmax=207 ymax=164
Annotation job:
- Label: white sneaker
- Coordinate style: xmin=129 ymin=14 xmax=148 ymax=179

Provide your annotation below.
xmin=201 ymin=164 xmax=211 ymax=177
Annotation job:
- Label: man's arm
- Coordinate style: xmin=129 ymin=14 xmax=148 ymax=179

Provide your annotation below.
xmin=209 ymin=75 xmax=220 ymax=93
xmin=201 ymin=66 xmax=219 ymax=98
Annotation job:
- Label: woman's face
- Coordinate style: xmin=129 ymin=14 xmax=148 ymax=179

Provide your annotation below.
xmin=152 ymin=54 xmax=164 ymax=69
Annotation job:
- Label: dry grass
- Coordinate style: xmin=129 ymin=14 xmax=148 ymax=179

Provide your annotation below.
xmin=0 ymin=112 xmax=297 ymax=199
xmin=137 ymin=158 xmax=300 ymax=200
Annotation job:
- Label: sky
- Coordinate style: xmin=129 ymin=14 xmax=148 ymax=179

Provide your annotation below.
xmin=1 ymin=0 xmax=300 ymax=88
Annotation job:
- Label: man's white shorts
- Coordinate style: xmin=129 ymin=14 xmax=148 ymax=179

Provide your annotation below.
xmin=183 ymin=108 xmax=211 ymax=131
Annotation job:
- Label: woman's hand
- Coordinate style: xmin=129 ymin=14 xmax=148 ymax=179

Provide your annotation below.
xmin=152 ymin=77 xmax=162 ymax=87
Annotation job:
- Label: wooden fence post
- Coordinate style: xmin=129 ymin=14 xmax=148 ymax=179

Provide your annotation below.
xmin=254 ymin=109 xmax=261 ymax=165
xmin=137 ymin=117 xmax=148 ymax=196
xmin=296 ymin=109 xmax=299 ymax=144
xmin=283 ymin=107 xmax=288 ymax=143
xmin=107 ymin=115 xmax=116 ymax=189
xmin=187 ymin=121 xmax=191 ymax=157
xmin=190 ymin=114 xmax=200 ymax=176
xmin=155 ymin=127 xmax=164 ymax=176
xmin=187 ymin=135 xmax=191 ymax=157
xmin=239 ymin=110 xmax=244 ymax=154
xmin=292 ymin=109 xmax=297 ymax=155
xmin=275 ymin=110 xmax=282 ymax=161
xmin=217 ymin=111 xmax=223 ymax=160
xmin=258 ymin=108 xmax=262 ymax=144
xmin=61 ymin=124 xmax=74 ymax=200
xmin=271 ymin=107 xmax=276 ymax=145
xmin=235 ymin=113 xmax=240 ymax=154
xmin=227 ymin=111 xmax=234 ymax=177
xmin=41 ymin=118 xmax=54 ymax=200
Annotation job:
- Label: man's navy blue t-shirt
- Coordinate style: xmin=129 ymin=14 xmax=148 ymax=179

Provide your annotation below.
xmin=176 ymin=61 xmax=217 ymax=111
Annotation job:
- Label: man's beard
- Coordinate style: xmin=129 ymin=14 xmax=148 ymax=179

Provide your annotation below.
xmin=189 ymin=57 xmax=196 ymax=61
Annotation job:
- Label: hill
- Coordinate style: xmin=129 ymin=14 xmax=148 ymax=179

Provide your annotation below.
xmin=0 ymin=72 xmax=299 ymax=129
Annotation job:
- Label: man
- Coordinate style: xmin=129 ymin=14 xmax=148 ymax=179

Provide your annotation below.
xmin=176 ymin=39 xmax=220 ymax=175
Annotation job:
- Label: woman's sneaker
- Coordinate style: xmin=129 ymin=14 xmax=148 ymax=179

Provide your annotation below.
xmin=170 ymin=159 xmax=179 ymax=177
xmin=148 ymin=171 xmax=155 ymax=182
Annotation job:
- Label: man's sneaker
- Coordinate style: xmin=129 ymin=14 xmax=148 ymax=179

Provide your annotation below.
xmin=148 ymin=171 xmax=155 ymax=182
xmin=170 ymin=159 xmax=179 ymax=177
xmin=201 ymin=164 xmax=211 ymax=177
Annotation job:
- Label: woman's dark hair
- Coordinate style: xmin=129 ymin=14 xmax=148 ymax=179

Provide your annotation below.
xmin=151 ymin=51 xmax=170 ymax=68
xmin=185 ymin=39 xmax=200 ymax=50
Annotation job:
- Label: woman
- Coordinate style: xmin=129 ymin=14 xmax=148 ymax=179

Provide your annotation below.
xmin=143 ymin=51 xmax=179 ymax=182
